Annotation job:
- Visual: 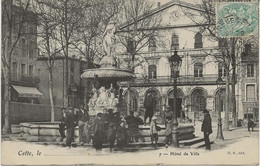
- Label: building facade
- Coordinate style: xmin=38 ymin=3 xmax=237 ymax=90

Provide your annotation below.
xmin=115 ymin=1 xmax=246 ymax=122
xmin=1 ymin=1 xmax=42 ymax=104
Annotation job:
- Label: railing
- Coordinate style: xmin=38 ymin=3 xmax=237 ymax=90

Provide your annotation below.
xmin=119 ymin=74 xmax=227 ymax=87
xmin=120 ymin=47 xmax=221 ymax=60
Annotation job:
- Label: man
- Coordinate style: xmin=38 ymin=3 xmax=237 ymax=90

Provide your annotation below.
xmin=65 ymin=106 xmax=76 ymax=148
xmin=116 ymin=121 xmax=127 ymax=150
xmin=164 ymin=116 xmax=173 ymax=148
xmin=201 ymin=109 xmax=213 ymax=150
xmin=248 ymin=118 xmax=257 ymax=131
xmin=92 ymin=113 xmax=105 ymax=152
xmin=107 ymin=109 xmax=116 ymax=152
xmin=163 ymin=105 xmax=174 ymax=126
xmin=150 ymin=116 xmax=159 ymax=147
xmin=59 ymin=108 xmax=67 ymax=142
xmin=76 ymin=103 xmax=90 ymax=145
xmin=125 ymin=111 xmax=138 ymax=142
xmin=144 ymin=93 xmax=155 ymax=125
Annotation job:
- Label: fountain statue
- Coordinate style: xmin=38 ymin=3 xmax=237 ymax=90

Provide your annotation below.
xmin=82 ymin=21 xmax=134 ymax=115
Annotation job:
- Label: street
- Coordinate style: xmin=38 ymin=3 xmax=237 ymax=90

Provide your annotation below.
xmin=2 ymin=123 xmax=258 ymax=166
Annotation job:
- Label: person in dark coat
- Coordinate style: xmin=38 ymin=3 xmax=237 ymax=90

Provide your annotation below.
xmin=76 ymin=103 xmax=90 ymax=144
xmin=248 ymin=118 xmax=257 ymax=131
xmin=107 ymin=109 xmax=116 ymax=152
xmin=117 ymin=121 xmax=127 ymax=150
xmin=59 ymin=108 xmax=67 ymax=142
xmin=162 ymin=105 xmax=174 ymax=126
xmin=144 ymin=93 xmax=155 ymax=125
xmin=92 ymin=113 xmax=105 ymax=152
xmin=201 ymin=109 xmax=213 ymax=150
xmin=125 ymin=111 xmax=139 ymax=142
xmin=65 ymin=106 xmax=76 ymax=148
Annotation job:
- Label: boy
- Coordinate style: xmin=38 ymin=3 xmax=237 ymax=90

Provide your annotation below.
xmin=150 ymin=116 xmax=159 ymax=147
xmin=117 ymin=121 xmax=127 ymax=150
xmin=164 ymin=116 xmax=173 ymax=148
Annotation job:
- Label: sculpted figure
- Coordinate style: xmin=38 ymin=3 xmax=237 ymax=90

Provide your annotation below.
xmin=103 ymin=21 xmax=116 ymax=56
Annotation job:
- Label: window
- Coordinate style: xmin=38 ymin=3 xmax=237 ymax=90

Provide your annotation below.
xmin=218 ymin=38 xmax=225 ymax=48
xmin=246 ymin=84 xmax=255 ymax=101
xmin=218 ymin=63 xmax=226 ymax=77
xmin=247 ymin=64 xmax=254 ymax=77
xmin=29 ymin=41 xmax=34 ymax=58
xmin=21 ymin=64 xmax=26 ymax=76
xmin=194 ymin=32 xmax=203 ymax=48
xmin=171 ymin=34 xmax=179 ymax=50
xmin=148 ymin=36 xmax=156 ymax=52
xmin=29 ymin=65 xmax=33 ymax=77
xmin=148 ymin=65 xmax=157 ymax=79
xmin=21 ymin=38 xmax=27 ymax=57
xmin=38 ymin=69 xmax=41 ymax=77
xmin=127 ymin=39 xmax=135 ymax=54
xmin=194 ymin=63 xmax=203 ymax=77
xmin=12 ymin=62 xmax=18 ymax=80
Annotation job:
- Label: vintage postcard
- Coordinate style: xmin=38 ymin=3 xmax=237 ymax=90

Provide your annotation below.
xmin=1 ymin=0 xmax=259 ymax=165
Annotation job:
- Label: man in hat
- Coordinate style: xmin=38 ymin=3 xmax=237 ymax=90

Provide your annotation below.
xmin=76 ymin=103 xmax=90 ymax=145
xmin=201 ymin=109 xmax=212 ymax=150
xmin=65 ymin=106 xmax=76 ymax=148
xmin=92 ymin=113 xmax=105 ymax=152
xmin=163 ymin=105 xmax=173 ymax=126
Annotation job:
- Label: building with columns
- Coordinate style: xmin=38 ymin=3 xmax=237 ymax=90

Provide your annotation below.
xmin=114 ymin=0 xmax=251 ymax=123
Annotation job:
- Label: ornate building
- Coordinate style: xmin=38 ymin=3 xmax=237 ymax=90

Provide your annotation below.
xmin=115 ymin=1 xmax=239 ymax=122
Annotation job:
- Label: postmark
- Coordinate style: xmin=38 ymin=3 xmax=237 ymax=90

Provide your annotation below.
xmin=216 ymin=2 xmax=259 ymax=37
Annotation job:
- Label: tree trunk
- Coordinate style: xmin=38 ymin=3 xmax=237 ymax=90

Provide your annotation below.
xmin=49 ymin=69 xmax=55 ymax=122
xmin=224 ymin=60 xmax=230 ymax=131
xmin=231 ymin=38 xmax=237 ymax=127
xmin=3 ymin=70 xmax=11 ymax=134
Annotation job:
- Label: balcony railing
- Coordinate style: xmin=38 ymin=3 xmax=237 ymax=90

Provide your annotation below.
xmin=118 ymin=74 xmax=227 ymax=87
xmin=120 ymin=47 xmax=221 ymax=60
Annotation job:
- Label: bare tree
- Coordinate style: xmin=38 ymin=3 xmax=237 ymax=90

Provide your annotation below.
xmin=71 ymin=0 xmax=122 ymax=68
xmin=45 ymin=0 xmax=90 ymax=107
xmin=116 ymin=0 xmax=162 ymax=71
xmin=1 ymin=0 xmax=32 ymax=134
xmin=182 ymin=0 xmax=257 ymax=129
xmin=34 ymin=0 xmax=62 ymax=121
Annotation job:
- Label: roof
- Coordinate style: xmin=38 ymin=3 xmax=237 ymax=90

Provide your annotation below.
xmin=117 ymin=0 xmax=205 ymax=30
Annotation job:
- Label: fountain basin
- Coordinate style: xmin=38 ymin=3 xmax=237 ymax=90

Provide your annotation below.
xmin=19 ymin=122 xmax=194 ymax=142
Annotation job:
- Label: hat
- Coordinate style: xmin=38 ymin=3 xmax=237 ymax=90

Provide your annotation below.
xmin=203 ymin=109 xmax=209 ymax=113
xmin=97 ymin=113 xmax=102 ymax=117
xmin=152 ymin=116 xmax=157 ymax=120
xmin=165 ymin=105 xmax=170 ymax=109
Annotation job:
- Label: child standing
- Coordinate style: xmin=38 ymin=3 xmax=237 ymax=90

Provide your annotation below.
xmin=164 ymin=116 xmax=173 ymax=148
xmin=116 ymin=121 xmax=127 ymax=150
xmin=150 ymin=116 xmax=159 ymax=147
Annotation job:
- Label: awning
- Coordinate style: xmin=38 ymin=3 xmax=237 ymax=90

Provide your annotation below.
xmin=12 ymin=85 xmax=43 ymax=98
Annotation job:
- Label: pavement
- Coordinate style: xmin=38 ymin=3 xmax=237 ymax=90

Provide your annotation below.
xmin=1 ymin=122 xmax=259 ymax=165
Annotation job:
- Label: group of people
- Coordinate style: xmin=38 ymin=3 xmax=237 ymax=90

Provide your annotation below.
xmin=58 ymin=104 xmax=146 ymax=152
xmin=59 ymin=103 xmax=214 ymax=151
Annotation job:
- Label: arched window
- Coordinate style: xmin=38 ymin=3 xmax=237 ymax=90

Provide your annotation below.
xmin=218 ymin=63 xmax=226 ymax=77
xmin=148 ymin=65 xmax=157 ymax=79
xmin=194 ymin=32 xmax=203 ymax=48
xmin=194 ymin=63 xmax=203 ymax=77
xmin=148 ymin=36 xmax=156 ymax=52
xmin=171 ymin=34 xmax=179 ymax=50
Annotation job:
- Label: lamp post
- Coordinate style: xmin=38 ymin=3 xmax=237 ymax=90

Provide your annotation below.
xmin=216 ymin=77 xmax=224 ymax=140
xmin=169 ymin=48 xmax=182 ymax=147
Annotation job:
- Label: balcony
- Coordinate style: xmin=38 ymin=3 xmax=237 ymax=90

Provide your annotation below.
xmin=120 ymin=47 xmax=220 ymax=60
xmin=118 ymin=74 xmax=227 ymax=87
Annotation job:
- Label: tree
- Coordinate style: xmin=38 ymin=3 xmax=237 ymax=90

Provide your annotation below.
xmin=116 ymin=0 xmax=162 ymax=71
xmin=47 ymin=0 xmax=90 ymax=107
xmin=182 ymin=0 xmax=257 ymax=129
xmin=1 ymin=0 xmax=32 ymax=134
xmin=34 ymin=0 xmax=62 ymax=121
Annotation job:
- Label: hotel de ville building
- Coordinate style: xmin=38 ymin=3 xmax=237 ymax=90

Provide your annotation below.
xmin=113 ymin=0 xmax=259 ymax=124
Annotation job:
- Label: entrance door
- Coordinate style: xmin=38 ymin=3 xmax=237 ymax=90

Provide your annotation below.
xmin=168 ymin=98 xmax=182 ymax=118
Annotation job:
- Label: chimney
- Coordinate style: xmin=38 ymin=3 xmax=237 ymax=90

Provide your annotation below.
xmin=157 ymin=2 xmax=161 ymax=8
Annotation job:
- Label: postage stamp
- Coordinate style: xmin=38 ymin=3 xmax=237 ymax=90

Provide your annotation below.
xmin=216 ymin=3 xmax=259 ymax=37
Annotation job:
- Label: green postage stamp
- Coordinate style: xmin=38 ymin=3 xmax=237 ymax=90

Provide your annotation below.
xmin=216 ymin=2 xmax=259 ymax=37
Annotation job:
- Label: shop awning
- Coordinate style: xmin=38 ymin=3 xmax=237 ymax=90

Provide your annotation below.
xmin=12 ymin=85 xmax=43 ymax=98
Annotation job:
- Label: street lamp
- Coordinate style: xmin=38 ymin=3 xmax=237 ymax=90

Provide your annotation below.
xmin=169 ymin=48 xmax=182 ymax=147
xmin=216 ymin=77 xmax=224 ymax=140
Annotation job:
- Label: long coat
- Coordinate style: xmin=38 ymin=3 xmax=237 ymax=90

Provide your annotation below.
xmin=201 ymin=113 xmax=213 ymax=134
